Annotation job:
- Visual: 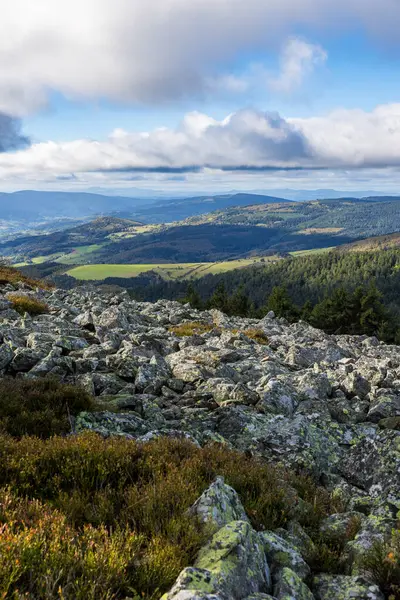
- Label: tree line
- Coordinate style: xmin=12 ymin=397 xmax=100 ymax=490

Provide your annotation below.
xmin=181 ymin=280 xmax=398 ymax=342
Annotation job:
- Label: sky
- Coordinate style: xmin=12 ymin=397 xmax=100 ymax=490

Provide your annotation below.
xmin=2 ymin=0 xmax=400 ymax=194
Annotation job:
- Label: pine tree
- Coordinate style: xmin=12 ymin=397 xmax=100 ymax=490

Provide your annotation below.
xmin=209 ymin=282 xmax=229 ymax=313
xmin=229 ymin=285 xmax=250 ymax=317
xmin=266 ymin=286 xmax=299 ymax=321
xmin=301 ymin=299 xmax=314 ymax=322
xmin=183 ymin=282 xmax=203 ymax=309
xmin=359 ymin=284 xmax=387 ymax=336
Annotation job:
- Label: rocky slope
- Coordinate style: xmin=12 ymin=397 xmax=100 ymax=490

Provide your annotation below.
xmin=0 ymin=281 xmax=399 ymax=599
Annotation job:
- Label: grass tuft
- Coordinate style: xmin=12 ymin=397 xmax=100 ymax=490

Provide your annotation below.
xmin=240 ymin=328 xmax=269 ymax=345
xmin=169 ymin=321 xmax=214 ymax=337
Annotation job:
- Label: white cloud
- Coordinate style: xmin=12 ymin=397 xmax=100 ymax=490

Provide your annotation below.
xmin=2 ymin=105 xmax=400 ymax=183
xmin=268 ymin=38 xmax=327 ymax=93
xmin=0 ymin=0 xmax=399 ymax=115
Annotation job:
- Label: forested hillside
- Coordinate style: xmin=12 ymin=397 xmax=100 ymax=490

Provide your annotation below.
xmin=101 ymin=249 xmax=400 ymax=307
xmin=91 ymin=248 xmax=400 ymax=341
xmin=6 ymin=197 xmax=400 ymax=266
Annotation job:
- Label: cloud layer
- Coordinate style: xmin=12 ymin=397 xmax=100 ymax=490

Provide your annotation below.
xmin=2 ymin=105 xmax=400 ymax=182
xmin=1 ymin=0 xmax=400 ymax=115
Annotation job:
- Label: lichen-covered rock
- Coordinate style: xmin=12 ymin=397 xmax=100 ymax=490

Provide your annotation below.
xmin=160 ymin=566 xmax=229 ymax=600
xmin=259 ymin=531 xmax=310 ymax=580
xmin=312 ymin=575 xmax=384 ymax=600
xmin=195 ymin=521 xmax=271 ymax=599
xmin=75 ymin=411 xmax=149 ymax=437
xmin=367 ymin=395 xmax=400 ymax=423
xmin=0 ymin=343 xmax=14 ymax=369
xmin=319 ymin=512 xmax=364 ymax=543
xmin=189 ymin=477 xmax=249 ymax=529
xmin=341 ymin=372 xmax=371 ymax=399
xmin=135 ymin=356 xmax=171 ymax=393
xmin=257 ymin=379 xmax=299 ymax=416
xmin=273 ymin=567 xmax=314 ymax=600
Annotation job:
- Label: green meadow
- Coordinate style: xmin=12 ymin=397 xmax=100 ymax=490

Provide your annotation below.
xmin=67 ymin=257 xmax=276 ymax=281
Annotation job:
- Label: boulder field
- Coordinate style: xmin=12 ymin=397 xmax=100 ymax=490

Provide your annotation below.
xmin=0 ymin=282 xmax=399 ymax=599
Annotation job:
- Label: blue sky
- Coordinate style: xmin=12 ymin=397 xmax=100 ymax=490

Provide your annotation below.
xmin=24 ymin=33 xmax=400 ymax=141
xmin=2 ymin=1 xmax=400 ymax=194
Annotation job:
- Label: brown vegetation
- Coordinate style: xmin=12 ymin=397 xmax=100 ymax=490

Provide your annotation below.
xmin=0 ymin=265 xmax=52 ymax=289
xmin=0 ymin=378 xmax=94 ymax=438
xmin=0 ymin=433 xmax=335 ymax=599
xmin=168 ymin=321 xmax=214 ymax=336
xmin=9 ymin=294 xmax=49 ymax=316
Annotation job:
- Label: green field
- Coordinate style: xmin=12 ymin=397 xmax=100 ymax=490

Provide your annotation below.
xmin=67 ymin=257 xmax=277 ymax=281
xmin=289 ymin=247 xmax=335 ymax=257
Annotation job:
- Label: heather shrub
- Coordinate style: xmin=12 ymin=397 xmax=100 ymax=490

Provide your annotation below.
xmin=0 ymin=489 xmax=144 ymax=600
xmin=0 ymin=434 xmax=343 ymax=598
xmin=8 ymin=294 xmax=49 ymax=316
xmin=0 ymin=378 xmax=94 ymax=438
xmin=0 ymin=265 xmax=52 ymax=289
xmin=233 ymin=328 xmax=269 ymax=345
xmin=362 ymin=529 xmax=400 ymax=599
xmin=168 ymin=321 xmax=214 ymax=336
xmin=0 ymin=433 xmax=334 ymax=532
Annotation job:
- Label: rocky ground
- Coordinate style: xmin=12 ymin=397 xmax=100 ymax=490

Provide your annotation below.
xmin=0 ymin=282 xmax=399 ymax=599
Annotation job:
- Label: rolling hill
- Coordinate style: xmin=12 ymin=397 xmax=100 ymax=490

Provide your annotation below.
xmin=6 ymin=195 xmax=400 ymax=268
xmin=335 ymin=231 xmax=400 ymax=252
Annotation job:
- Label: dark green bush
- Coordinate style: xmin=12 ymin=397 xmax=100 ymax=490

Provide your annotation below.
xmin=0 ymin=378 xmax=93 ymax=438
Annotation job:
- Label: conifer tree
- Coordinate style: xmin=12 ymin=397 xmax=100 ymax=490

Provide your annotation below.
xmin=266 ymin=286 xmax=299 ymax=321
xmin=209 ymin=281 xmax=229 ymax=312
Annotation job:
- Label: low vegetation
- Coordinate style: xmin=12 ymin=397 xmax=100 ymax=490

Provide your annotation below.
xmin=240 ymin=328 xmax=269 ymax=345
xmin=9 ymin=293 xmax=49 ymax=316
xmin=0 ymin=432 xmax=337 ymax=599
xmin=0 ymin=264 xmax=51 ymax=290
xmin=362 ymin=530 xmax=400 ymax=599
xmin=0 ymin=378 xmax=94 ymax=438
xmin=168 ymin=321 xmax=214 ymax=336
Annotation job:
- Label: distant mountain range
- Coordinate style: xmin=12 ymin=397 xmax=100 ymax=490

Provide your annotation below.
xmin=0 ymin=191 xmax=151 ymax=222
xmin=86 ymin=186 xmax=400 ymax=201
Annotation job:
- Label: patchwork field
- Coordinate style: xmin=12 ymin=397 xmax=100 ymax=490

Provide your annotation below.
xmin=67 ymin=257 xmax=277 ymax=281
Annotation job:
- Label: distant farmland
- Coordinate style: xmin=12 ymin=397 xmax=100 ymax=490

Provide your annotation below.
xmin=67 ymin=257 xmax=278 ymax=281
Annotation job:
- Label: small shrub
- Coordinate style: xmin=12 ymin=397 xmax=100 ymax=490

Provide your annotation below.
xmin=0 ymin=378 xmax=94 ymax=438
xmin=0 ymin=490 xmax=144 ymax=600
xmin=8 ymin=294 xmax=49 ymax=316
xmin=169 ymin=321 xmax=214 ymax=337
xmin=242 ymin=328 xmax=269 ymax=345
xmin=362 ymin=530 xmax=400 ymax=599
xmin=306 ymin=538 xmax=348 ymax=575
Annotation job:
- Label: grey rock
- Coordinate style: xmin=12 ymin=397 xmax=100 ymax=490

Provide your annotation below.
xmin=195 ymin=520 xmax=271 ymax=599
xmin=189 ymin=477 xmax=249 ymax=529
xmin=259 ymin=531 xmax=310 ymax=580
xmin=313 ymin=575 xmax=384 ymax=600
xmin=274 ymin=568 xmax=314 ymax=600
